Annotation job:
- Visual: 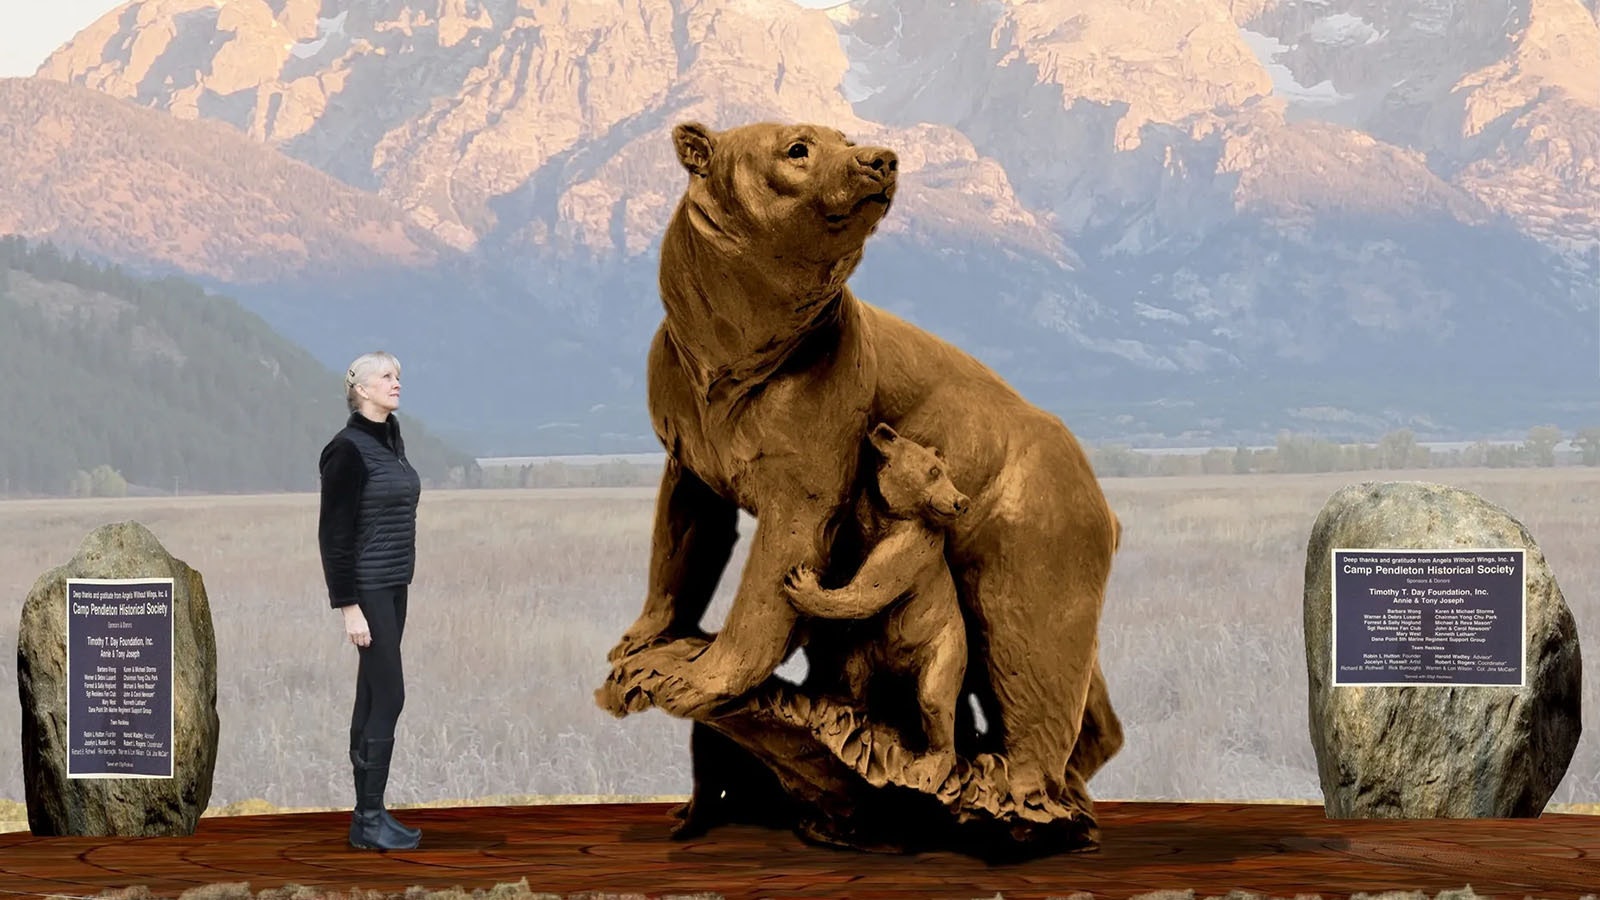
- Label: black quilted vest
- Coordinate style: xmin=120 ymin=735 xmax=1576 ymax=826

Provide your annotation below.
xmin=341 ymin=418 xmax=421 ymax=590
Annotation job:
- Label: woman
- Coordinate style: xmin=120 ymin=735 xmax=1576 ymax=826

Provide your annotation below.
xmin=318 ymin=350 xmax=424 ymax=851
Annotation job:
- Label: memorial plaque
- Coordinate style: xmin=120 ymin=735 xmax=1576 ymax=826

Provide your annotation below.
xmin=1332 ymin=549 xmax=1525 ymax=687
xmin=66 ymin=578 xmax=175 ymax=778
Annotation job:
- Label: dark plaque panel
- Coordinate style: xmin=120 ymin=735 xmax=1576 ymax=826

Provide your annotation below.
xmin=1332 ymin=549 xmax=1524 ymax=687
xmin=66 ymin=579 xmax=175 ymax=778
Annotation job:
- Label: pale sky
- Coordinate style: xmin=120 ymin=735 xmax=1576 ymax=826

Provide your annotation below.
xmin=0 ymin=0 xmax=845 ymax=79
xmin=0 ymin=0 xmax=122 ymax=77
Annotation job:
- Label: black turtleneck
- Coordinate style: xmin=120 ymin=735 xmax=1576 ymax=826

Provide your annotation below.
xmin=318 ymin=411 xmax=405 ymax=607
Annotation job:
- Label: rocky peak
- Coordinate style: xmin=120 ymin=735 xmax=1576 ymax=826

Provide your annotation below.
xmin=1239 ymin=0 xmax=1597 ymax=140
xmin=38 ymin=0 xmax=1057 ymax=259
xmin=834 ymin=0 xmax=1273 ymax=151
xmin=819 ymin=0 xmax=1290 ymax=258
xmin=0 ymin=76 xmax=443 ymax=282
xmin=17 ymin=0 xmax=1597 ymax=450
xmin=1239 ymin=0 xmax=1599 ymax=257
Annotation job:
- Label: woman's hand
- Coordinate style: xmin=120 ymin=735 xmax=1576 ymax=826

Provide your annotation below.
xmin=342 ymin=604 xmax=371 ymax=647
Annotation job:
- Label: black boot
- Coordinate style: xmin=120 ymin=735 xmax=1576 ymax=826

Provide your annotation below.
xmin=350 ymin=730 xmax=420 ymax=842
xmin=348 ymin=737 xmax=421 ymax=850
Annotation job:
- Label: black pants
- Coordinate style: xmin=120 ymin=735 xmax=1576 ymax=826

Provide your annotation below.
xmin=351 ymin=585 xmax=408 ymax=744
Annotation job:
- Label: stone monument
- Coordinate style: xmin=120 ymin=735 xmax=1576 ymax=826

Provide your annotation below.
xmin=1303 ymin=481 xmax=1581 ymax=818
xmin=17 ymin=520 xmax=221 ymax=836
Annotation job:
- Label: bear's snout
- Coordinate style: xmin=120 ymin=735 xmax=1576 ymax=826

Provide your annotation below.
xmin=934 ymin=492 xmax=969 ymax=521
xmin=854 ymin=148 xmax=898 ymax=183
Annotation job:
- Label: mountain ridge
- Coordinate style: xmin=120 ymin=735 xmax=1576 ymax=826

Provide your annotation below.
xmin=0 ymin=236 xmax=475 ymax=495
xmin=17 ymin=0 xmax=1600 ymax=454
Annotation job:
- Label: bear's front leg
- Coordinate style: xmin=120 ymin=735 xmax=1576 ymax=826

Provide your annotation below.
xmin=638 ymin=497 xmax=838 ymax=719
xmin=606 ymin=457 xmax=738 ymax=667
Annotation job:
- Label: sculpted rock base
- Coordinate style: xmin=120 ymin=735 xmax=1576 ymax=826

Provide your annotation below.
xmin=599 ymin=639 xmax=1099 ymax=860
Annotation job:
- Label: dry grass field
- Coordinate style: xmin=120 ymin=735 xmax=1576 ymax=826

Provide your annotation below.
xmin=0 ymin=467 xmax=1594 ymax=825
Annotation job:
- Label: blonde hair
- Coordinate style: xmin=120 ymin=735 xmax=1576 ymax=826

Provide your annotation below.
xmin=345 ymin=350 xmax=402 ymax=412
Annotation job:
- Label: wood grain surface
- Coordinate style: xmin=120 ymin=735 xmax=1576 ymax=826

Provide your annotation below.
xmin=0 ymin=801 xmax=1594 ymax=899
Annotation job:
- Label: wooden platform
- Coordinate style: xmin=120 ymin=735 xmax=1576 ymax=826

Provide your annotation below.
xmin=0 ymin=801 xmax=1595 ymax=899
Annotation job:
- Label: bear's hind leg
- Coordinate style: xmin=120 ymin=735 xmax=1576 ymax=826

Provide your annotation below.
xmin=964 ymin=535 xmax=1111 ymax=817
xmin=608 ymin=459 xmax=738 ymax=664
xmin=1067 ymin=658 xmax=1122 ymax=784
xmin=906 ymin=603 xmax=965 ymax=791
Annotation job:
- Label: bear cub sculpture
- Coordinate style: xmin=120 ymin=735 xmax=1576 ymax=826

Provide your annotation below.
xmin=782 ymin=422 xmax=969 ymax=792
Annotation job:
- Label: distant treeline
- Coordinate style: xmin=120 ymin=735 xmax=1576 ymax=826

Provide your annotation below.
xmin=458 ymin=425 xmax=1600 ymax=492
xmin=0 ymin=236 xmax=473 ymax=497
xmin=464 ymin=460 xmax=663 ymax=490
xmin=1088 ymin=426 xmax=1600 ymax=478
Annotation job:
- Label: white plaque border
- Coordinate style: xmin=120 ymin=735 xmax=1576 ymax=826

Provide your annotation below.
xmin=1330 ymin=547 xmax=1527 ymax=689
xmin=65 ymin=576 xmax=177 ymax=779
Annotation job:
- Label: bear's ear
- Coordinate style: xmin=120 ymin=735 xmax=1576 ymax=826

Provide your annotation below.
xmin=868 ymin=422 xmax=898 ymax=454
xmin=673 ymin=122 xmax=715 ymax=178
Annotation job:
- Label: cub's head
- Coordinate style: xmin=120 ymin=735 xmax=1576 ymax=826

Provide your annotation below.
xmin=866 ymin=423 xmax=967 ymax=525
xmin=671 ymin=120 xmax=898 ymax=266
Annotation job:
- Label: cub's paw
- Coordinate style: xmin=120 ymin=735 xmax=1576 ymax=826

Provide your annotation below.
xmin=781 ymin=564 xmax=822 ymax=600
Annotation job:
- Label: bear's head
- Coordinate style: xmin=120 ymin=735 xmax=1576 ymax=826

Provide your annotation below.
xmin=671 ymin=120 xmax=898 ymax=268
xmin=866 ymin=422 xmax=968 ymax=525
